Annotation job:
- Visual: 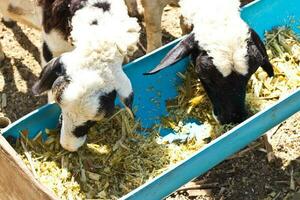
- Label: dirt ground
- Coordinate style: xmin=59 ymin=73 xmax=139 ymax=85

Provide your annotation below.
xmin=0 ymin=1 xmax=299 ymax=200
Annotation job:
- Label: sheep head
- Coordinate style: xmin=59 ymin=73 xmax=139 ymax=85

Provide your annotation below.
xmin=32 ymin=54 xmax=133 ymax=152
xmin=145 ymin=29 xmax=274 ymax=125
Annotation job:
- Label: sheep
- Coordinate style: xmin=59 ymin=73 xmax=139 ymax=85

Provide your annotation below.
xmin=32 ymin=0 xmax=140 ymax=152
xmin=145 ymin=0 xmax=274 ymax=125
xmin=0 ymin=0 xmax=138 ymax=66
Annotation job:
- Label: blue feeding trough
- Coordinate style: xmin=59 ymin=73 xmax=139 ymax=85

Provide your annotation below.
xmin=2 ymin=0 xmax=300 ymax=199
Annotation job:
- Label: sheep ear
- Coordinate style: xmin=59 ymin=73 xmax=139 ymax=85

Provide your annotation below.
xmin=144 ymin=33 xmax=195 ymax=75
xmin=248 ymin=29 xmax=274 ymax=77
xmin=32 ymin=57 xmax=66 ymax=95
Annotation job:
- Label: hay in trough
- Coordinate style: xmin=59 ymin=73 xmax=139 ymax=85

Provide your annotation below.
xmin=15 ymin=27 xmax=300 ymax=199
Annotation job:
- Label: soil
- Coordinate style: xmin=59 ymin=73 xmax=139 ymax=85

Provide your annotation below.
xmin=0 ymin=1 xmax=299 ymax=200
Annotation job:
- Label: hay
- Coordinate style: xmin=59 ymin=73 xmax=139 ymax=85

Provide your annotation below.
xmin=247 ymin=27 xmax=300 ymax=113
xmin=15 ymin=27 xmax=300 ymax=200
xmin=16 ymin=110 xmax=203 ymax=199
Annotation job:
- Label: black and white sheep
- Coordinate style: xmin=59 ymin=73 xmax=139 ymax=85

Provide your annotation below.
xmin=145 ymin=0 xmax=274 ymax=124
xmin=32 ymin=0 xmax=140 ymax=151
xmin=0 ymin=0 xmax=138 ymax=65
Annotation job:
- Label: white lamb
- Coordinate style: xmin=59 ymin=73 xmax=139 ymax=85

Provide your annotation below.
xmin=33 ymin=0 xmax=140 ymax=151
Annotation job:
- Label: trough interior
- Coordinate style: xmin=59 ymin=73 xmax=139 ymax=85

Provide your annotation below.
xmin=1 ymin=0 xmax=300 ymax=199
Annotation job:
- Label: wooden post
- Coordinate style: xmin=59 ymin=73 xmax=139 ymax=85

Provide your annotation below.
xmin=0 ymin=135 xmax=58 ymax=200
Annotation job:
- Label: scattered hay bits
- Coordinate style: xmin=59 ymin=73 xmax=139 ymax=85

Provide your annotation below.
xmin=14 ymin=27 xmax=300 ymax=200
xmin=16 ymin=110 xmax=204 ymax=199
xmin=248 ymin=27 xmax=300 ymax=111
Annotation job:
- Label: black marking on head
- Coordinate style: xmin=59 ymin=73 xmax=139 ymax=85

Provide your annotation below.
xmin=73 ymin=120 xmax=96 ymax=137
xmin=52 ymin=75 xmax=71 ymax=104
xmin=42 ymin=42 xmax=53 ymax=62
xmin=93 ymin=2 xmax=110 ymax=12
xmin=247 ymin=28 xmax=274 ymax=77
xmin=193 ymin=50 xmax=249 ymax=124
xmin=90 ymin=19 xmax=98 ymax=25
xmin=32 ymin=57 xmax=66 ymax=95
xmin=98 ymin=90 xmax=117 ymax=117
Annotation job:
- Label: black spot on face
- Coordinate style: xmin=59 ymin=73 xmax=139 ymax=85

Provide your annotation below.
xmin=93 ymin=2 xmax=110 ymax=12
xmin=42 ymin=42 xmax=53 ymax=63
xmin=99 ymin=90 xmax=117 ymax=117
xmin=73 ymin=120 xmax=96 ymax=137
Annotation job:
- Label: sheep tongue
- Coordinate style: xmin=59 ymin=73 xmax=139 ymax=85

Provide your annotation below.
xmin=144 ymin=33 xmax=195 ymax=75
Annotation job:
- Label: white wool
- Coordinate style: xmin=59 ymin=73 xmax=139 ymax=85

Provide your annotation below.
xmin=53 ymin=0 xmax=138 ymax=151
xmin=61 ymin=69 xmax=113 ymax=114
xmin=179 ymin=0 xmax=250 ymax=77
xmin=71 ymin=0 xmax=140 ymax=57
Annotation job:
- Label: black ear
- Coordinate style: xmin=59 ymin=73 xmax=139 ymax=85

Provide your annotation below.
xmin=144 ymin=33 xmax=196 ymax=75
xmin=248 ymin=28 xmax=274 ymax=77
xmin=32 ymin=57 xmax=66 ymax=95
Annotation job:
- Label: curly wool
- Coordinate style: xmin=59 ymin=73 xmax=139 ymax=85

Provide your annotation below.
xmin=70 ymin=0 xmax=140 ymax=60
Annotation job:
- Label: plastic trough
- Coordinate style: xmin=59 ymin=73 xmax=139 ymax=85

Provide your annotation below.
xmin=1 ymin=0 xmax=300 ymax=199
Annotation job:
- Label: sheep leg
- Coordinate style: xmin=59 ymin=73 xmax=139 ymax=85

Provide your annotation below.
xmin=261 ymin=125 xmax=281 ymax=163
xmin=124 ymin=0 xmax=139 ymax=18
xmin=141 ymin=0 xmax=166 ymax=53
xmin=262 ymin=134 xmax=275 ymax=163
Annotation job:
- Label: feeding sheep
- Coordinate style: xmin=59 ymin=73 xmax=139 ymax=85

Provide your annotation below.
xmin=145 ymin=0 xmax=274 ymax=124
xmin=32 ymin=1 xmax=140 ymax=152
